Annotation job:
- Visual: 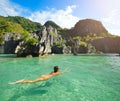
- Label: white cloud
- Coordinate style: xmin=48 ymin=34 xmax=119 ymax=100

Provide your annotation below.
xmin=102 ymin=9 xmax=120 ymax=35
xmin=28 ymin=5 xmax=79 ymax=28
xmin=0 ymin=0 xmax=29 ymax=16
xmin=103 ymin=9 xmax=120 ymax=25
xmin=109 ymin=29 xmax=120 ymax=36
xmin=0 ymin=0 xmax=119 ymax=36
xmin=0 ymin=0 xmax=79 ymax=28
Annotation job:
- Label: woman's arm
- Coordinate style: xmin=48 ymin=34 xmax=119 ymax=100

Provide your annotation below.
xmin=60 ymin=68 xmax=71 ymax=74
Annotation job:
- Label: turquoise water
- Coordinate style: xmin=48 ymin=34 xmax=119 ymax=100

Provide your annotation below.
xmin=0 ymin=54 xmax=120 ymax=101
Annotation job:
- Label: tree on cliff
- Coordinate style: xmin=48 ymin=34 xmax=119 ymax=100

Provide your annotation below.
xmin=44 ymin=20 xmax=61 ymax=30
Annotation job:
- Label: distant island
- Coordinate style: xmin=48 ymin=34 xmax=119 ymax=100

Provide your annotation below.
xmin=0 ymin=16 xmax=120 ymax=57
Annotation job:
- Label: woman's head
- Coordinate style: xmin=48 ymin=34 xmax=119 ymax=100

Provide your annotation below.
xmin=54 ymin=66 xmax=59 ymax=72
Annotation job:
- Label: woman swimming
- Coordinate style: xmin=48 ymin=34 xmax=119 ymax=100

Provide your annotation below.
xmin=9 ymin=66 xmax=68 ymax=84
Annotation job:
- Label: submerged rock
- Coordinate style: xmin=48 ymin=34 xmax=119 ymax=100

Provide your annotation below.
xmin=26 ymin=55 xmax=33 ymax=58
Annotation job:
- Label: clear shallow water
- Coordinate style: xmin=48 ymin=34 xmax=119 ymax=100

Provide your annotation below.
xmin=0 ymin=54 xmax=120 ymax=101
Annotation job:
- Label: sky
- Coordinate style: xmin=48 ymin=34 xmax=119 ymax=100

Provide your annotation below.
xmin=0 ymin=0 xmax=120 ymax=36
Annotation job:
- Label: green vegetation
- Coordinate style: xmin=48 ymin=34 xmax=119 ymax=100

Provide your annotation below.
xmin=21 ymin=31 xmax=30 ymax=40
xmin=0 ymin=21 xmax=24 ymax=34
xmin=71 ymin=35 xmax=105 ymax=49
xmin=0 ymin=16 xmax=42 ymax=34
xmin=53 ymin=39 xmax=65 ymax=47
xmin=0 ymin=15 xmax=43 ymax=45
xmin=44 ymin=20 xmax=61 ymax=30
xmin=58 ymin=28 xmax=72 ymax=39
xmin=0 ymin=35 xmax=4 ymax=44
xmin=80 ymin=41 xmax=87 ymax=47
xmin=0 ymin=15 xmax=119 ymax=54
xmin=25 ymin=37 xmax=39 ymax=46
xmin=6 ymin=16 xmax=42 ymax=32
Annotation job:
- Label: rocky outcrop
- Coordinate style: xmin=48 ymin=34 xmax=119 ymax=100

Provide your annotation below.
xmin=44 ymin=20 xmax=61 ymax=30
xmin=37 ymin=26 xmax=65 ymax=54
xmin=0 ymin=45 xmax=4 ymax=53
xmin=72 ymin=19 xmax=109 ymax=37
xmin=15 ymin=43 xmax=40 ymax=57
xmin=16 ymin=26 xmax=70 ymax=57
xmin=91 ymin=37 xmax=120 ymax=53
xmin=1 ymin=17 xmax=120 ymax=55
xmin=4 ymin=40 xmax=19 ymax=54
xmin=0 ymin=33 xmax=21 ymax=54
xmin=77 ymin=46 xmax=88 ymax=53
xmin=72 ymin=39 xmax=80 ymax=55
xmin=60 ymin=19 xmax=111 ymax=54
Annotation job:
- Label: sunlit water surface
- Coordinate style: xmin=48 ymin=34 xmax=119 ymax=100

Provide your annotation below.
xmin=0 ymin=54 xmax=120 ymax=101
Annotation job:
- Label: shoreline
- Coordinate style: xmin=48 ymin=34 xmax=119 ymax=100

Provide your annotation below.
xmin=0 ymin=53 xmax=119 ymax=58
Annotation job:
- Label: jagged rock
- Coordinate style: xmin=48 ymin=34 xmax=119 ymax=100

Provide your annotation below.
xmin=15 ymin=25 xmax=67 ymax=57
xmin=63 ymin=46 xmax=71 ymax=54
xmin=87 ymin=43 xmax=96 ymax=53
xmin=51 ymin=45 xmax=71 ymax=54
xmin=70 ymin=38 xmax=80 ymax=55
xmin=0 ymin=33 xmax=21 ymax=54
xmin=4 ymin=33 xmax=22 ymax=41
xmin=2 ymin=18 xmax=120 ymax=55
xmin=16 ymin=44 xmax=40 ymax=57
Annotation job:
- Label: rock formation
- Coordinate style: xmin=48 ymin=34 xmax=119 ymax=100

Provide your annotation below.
xmin=16 ymin=26 xmax=70 ymax=57
xmin=0 ymin=16 xmax=120 ymax=55
xmin=0 ymin=33 xmax=21 ymax=54
xmin=72 ymin=19 xmax=109 ymax=37
xmin=91 ymin=37 xmax=120 ymax=53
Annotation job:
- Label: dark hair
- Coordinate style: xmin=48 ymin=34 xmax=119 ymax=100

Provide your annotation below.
xmin=54 ymin=66 xmax=59 ymax=72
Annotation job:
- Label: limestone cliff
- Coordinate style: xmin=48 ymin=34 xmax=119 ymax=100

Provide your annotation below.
xmin=72 ymin=19 xmax=109 ymax=37
xmin=16 ymin=26 xmax=69 ymax=57
xmin=1 ymin=16 xmax=120 ymax=55
xmin=91 ymin=37 xmax=120 ymax=53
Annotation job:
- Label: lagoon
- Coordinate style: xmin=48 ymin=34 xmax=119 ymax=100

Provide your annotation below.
xmin=0 ymin=54 xmax=120 ymax=101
